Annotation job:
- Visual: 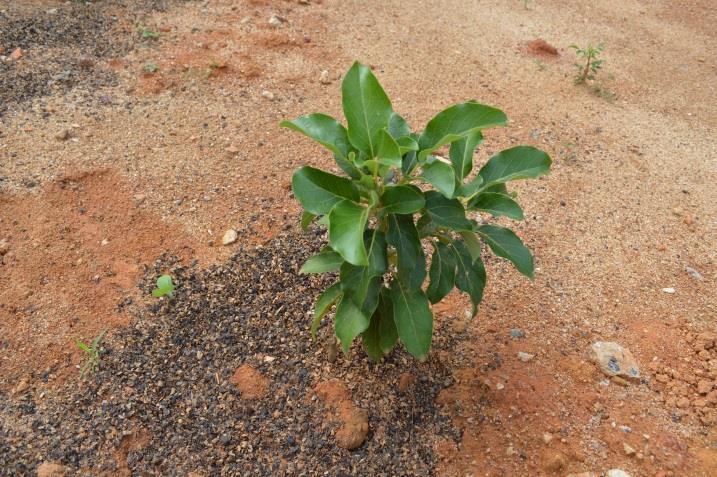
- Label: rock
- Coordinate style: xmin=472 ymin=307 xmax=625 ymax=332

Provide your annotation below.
xmin=685 ymin=266 xmax=703 ymax=280
xmin=0 ymin=238 xmax=10 ymax=256
xmin=261 ymin=90 xmax=275 ymax=100
xmin=542 ymin=450 xmax=569 ymax=472
xmin=662 ymin=287 xmax=675 ymax=294
xmin=509 ymin=328 xmax=526 ymax=339
xmin=101 ymin=238 xmax=109 ymax=246
xmin=229 ymin=364 xmax=269 ymax=399
xmin=676 ymin=396 xmax=690 ymax=409
xmin=606 ymin=470 xmax=632 ymax=477
xmin=222 ymin=229 xmax=238 ymax=245
xmin=624 ymin=442 xmax=637 ymax=456
xmin=319 ymin=69 xmax=331 ymax=84
xmin=397 ymin=372 xmax=415 ymax=392
xmin=588 ymin=341 xmax=640 ymax=381
xmin=37 ymin=462 xmax=68 ymax=477
xmin=10 ymin=47 xmax=23 ymax=61
xmin=13 ymin=377 xmax=29 ymax=395
xmin=542 ymin=432 xmax=553 ymax=444
xmin=696 ymin=332 xmax=716 ymax=350
xmin=527 ymin=39 xmax=559 ymax=56
xmin=268 ymin=15 xmax=285 ymax=27
xmin=697 ymin=380 xmax=713 ymax=395
xmin=225 ymin=145 xmax=239 ymax=154
xmin=517 ymin=351 xmax=535 ymax=362
xmin=55 ymin=129 xmax=71 ymax=141
xmin=133 ymin=194 xmax=146 ymax=205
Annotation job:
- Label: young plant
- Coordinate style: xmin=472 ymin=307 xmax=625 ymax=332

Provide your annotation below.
xmin=570 ymin=43 xmax=604 ymax=84
xmin=282 ymin=62 xmax=551 ymax=362
xmin=138 ymin=26 xmax=160 ymax=40
xmin=76 ymin=330 xmax=106 ymax=376
xmin=152 ymin=274 xmax=175 ymax=298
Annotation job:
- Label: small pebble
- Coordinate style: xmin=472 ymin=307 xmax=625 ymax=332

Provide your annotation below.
xmin=662 ymin=287 xmax=675 ymax=294
xmin=222 ymin=229 xmax=238 ymax=245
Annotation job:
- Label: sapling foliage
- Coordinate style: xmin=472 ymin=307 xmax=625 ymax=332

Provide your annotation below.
xmin=570 ymin=43 xmax=604 ymax=84
xmin=152 ymin=274 xmax=175 ymax=298
xmin=76 ymin=330 xmax=106 ymax=376
xmin=283 ymin=62 xmax=551 ymax=361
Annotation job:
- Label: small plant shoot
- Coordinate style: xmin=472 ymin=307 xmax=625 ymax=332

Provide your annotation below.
xmin=283 ymin=62 xmax=551 ymax=362
xmin=152 ymin=274 xmax=175 ymax=298
xmin=76 ymin=330 xmax=106 ymax=377
xmin=570 ymin=43 xmax=605 ymax=84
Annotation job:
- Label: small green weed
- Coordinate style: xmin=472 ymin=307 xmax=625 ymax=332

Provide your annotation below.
xmin=76 ymin=330 xmax=106 ymax=376
xmin=143 ymin=62 xmax=159 ymax=73
xmin=152 ymin=274 xmax=175 ymax=298
xmin=570 ymin=43 xmax=604 ymax=83
xmin=138 ymin=26 xmax=160 ymax=40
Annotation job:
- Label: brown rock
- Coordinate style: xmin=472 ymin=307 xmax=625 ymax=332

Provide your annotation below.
xmin=696 ymin=332 xmax=716 ymax=350
xmin=676 ymin=396 xmax=691 ymax=409
xmin=697 ymin=379 xmax=714 ymax=395
xmin=55 ymin=130 xmax=71 ymax=141
xmin=542 ymin=450 xmax=569 ymax=472
xmin=10 ymin=47 xmax=23 ymax=61
xmin=229 ymin=364 xmax=268 ymax=399
xmin=37 ymin=462 xmax=68 ymax=477
xmin=397 ymin=372 xmax=415 ymax=392
xmin=588 ymin=341 xmax=640 ymax=381
xmin=527 ymin=39 xmax=559 ymax=56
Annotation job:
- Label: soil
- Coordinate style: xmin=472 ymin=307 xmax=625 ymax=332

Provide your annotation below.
xmin=1 ymin=0 xmax=716 ymax=476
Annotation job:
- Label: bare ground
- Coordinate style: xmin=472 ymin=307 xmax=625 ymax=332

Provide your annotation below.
xmin=1 ymin=0 xmax=716 ymax=475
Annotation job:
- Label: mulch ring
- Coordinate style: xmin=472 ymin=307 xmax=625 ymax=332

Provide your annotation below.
xmin=0 ymin=228 xmax=462 ymax=476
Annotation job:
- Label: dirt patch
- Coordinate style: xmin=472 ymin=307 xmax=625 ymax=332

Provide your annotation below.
xmin=314 ymin=378 xmax=370 ymax=449
xmin=527 ymin=38 xmax=559 ymax=57
xmin=0 ymin=230 xmax=458 ymax=475
xmin=230 ymin=364 xmax=269 ymax=399
xmin=0 ymin=169 xmax=209 ymax=392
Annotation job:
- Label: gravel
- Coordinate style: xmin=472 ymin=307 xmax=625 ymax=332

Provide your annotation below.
xmin=0 ymin=228 xmax=459 ymax=476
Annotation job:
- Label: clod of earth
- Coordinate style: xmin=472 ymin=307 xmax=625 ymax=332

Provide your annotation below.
xmin=222 ymin=229 xmax=238 ymax=245
xmin=36 ymin=462 xmax=68 ymax=477
xmin=588 ymin=341 xmax=640 ymax=381
xmin=527 ymin=39 xmax=558 ymax=56
xmin=229 ymin=364 xmax=269 ymax=399
xmin=314 ymin=379 xmax=370 ymax=450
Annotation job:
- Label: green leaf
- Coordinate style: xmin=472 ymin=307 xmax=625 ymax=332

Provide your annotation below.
xmin=402 ymin=149 xmax=418 ymax=175
xmin=477 ymin=146 xmax=551 ymax=189
xmin=416 ymin=213 xmax=437 ymax=238
xmin=450 ymin=240 xmax=486 ymax=317
xmin=376 ymin=129 xmax=402 ymax=167
xmin=477 ymin=224 xmax=534 ymax=278
xmin=335 ymin=295 xmax=370 ymax=353
xmin=311 ymin=283 xmax=342 ymax=340
xmin=334 ymin=153 xmax=362 ymax=180
xmin=426 ymin=242 xmax=456 ymax=304
xmin=280 ymin=113 xmax=351 ymax=159
xmin=417 ymin=102 xmax=507 ymax=161
xmin=390 ymin=280 xmax=433 ymax=360
xmin=396 ymin=136 xmax=419 ymax=155
xmin=381 ymin=185 xmax=425 ymax=214
xmin=152 ymin=274 xmax=174 ymax=297
xmin=388 ymin=112 xmax=411 ymax=138
xmin=459 ymin=230 xmax=482 ymax=262
xmin=424 ymin=191 xmax=474 ymax=231
xmin=292 ymin=166 xmax=360 ymax=215
xmin=75 ymin=340 xmax=90 ymax=352
xmin=386 ymin=213 xmax=426 ymax=290
xmin=421 ymin=157 xmax=456 ymax=198
xmin=449 ymin=131 xmax=483 ymax=180
xmin=300 ymin=250 xmax=344 ymax=273
xmin=361 ymin=288 xmax=398 ymax=361
xmin=300 ymin=211 xmax=315 ymax=231
xmin=329 ymin=200 xmax=370 ymax=266
xmin=338 ymin=229 xmax=387 ymax=316
xmin=342 ymin=62 xmax=393 ymax=157
xmin=468 ymin=192 xmax=524 ymax=220
xmin=456 ymin=174 xmax=483 ymax=198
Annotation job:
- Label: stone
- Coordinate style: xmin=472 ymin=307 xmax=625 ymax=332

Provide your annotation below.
xmin=542 ymin=432 xmax=553 ymax=444
xmin=542 ymin=450 xmax=568 ymax=472
xmin=10 ymin=47 xmax=23 ymax=61
xmin=0 ymin=238 xmax=10 ymax=256
xmin=319 ymin=69 xmax=331 ymax=84
xmin=606 ymin=470 xmax=632 ymax=477
xmin=13 ymin=377 xmax=29 ymax=395
xmin=222 ymin=229 xmax=238 ymax=245
xmin=676 ymin=396 xmax=690 ymax=409
xmin=225 ymin=145 xmax=239 ymax=154
xmin=55 ymin=129 xmax=71 ymax=141
xmin=662 ymin=287 xmax=675 ymax=294
xmin=397 ymin=372 xmax=415 ymax=392
xmin=697 ymin=380 xmax=713 ymax=395
xmin=517 ymin=351 xmax=535 ymax=362
xmin=37 ymin=462 xmax=68 ymax=477
xmin=261 ymin=90 xmax=275 ymax=100
xmin=268 ymin=15 xmax=285 ymax=27
xmin=588 ymin=341 xmax=640 ymax=381
xmin=624 ymin=442 xmax=637 ymax=456
xmin=685 ymin=266 xmax=703 ymax=280
xmin=509 ymin=328 xmax=526 ymax=339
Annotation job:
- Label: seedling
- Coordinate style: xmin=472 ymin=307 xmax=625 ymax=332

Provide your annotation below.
xmin=570 ymin=43 xmax=604 ymax=83
xmin=152 ymin=274 xmax=175 ymax=298
xmin=282 ymin=62 xmax=551 ymax=362
xmin=76 ymin=330 xmax=106 ymax=376
xmin=138 ymin=26 xmax=160 ymax=40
